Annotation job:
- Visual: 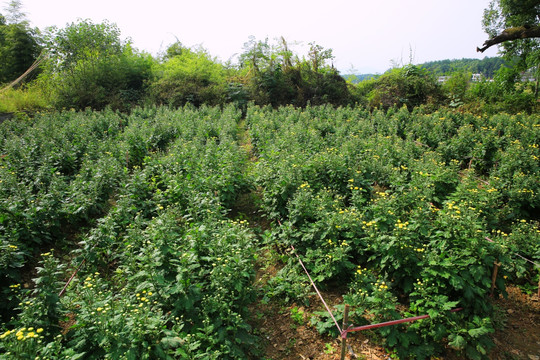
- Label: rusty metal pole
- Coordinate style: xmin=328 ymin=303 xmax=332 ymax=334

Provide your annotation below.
xmin=340 ymin=304 xmax=350 ymax=360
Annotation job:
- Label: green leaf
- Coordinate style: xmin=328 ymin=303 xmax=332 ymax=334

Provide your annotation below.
xmin=468 ymin=326 xmax=489 ymax=338
xmin=448 ymin=334 xmax=466 ymax=350
xmin=161 ymin=336 xmax=184 ymax=349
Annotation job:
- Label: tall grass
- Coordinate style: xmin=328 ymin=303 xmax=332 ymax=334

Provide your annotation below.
xmin=0 ymin=85 xmax=52 ymax=113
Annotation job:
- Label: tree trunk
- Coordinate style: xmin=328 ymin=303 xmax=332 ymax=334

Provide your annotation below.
xmin=477 ymin=25 xmax=540 ymax=53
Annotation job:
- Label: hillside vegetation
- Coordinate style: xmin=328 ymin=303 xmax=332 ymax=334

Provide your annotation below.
xmin=1 ymin=16 xmax=538 ymax=115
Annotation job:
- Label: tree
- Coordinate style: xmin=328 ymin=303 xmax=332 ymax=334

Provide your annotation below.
xmin=479 ymin=0 xmax=540 ymax=97
xmin=43 ymin=19 xmax=123 ymax=71
xmin=478 ymin=0 xmax=540 ymax=53
xmin=4 ymin=0 xmax=26 ymax=24
xmin=40 ymin=19 xmax=153 ymax=110
xmin=307 ymin=42 xmax=334 ymax=73
xmin=0 ymin=1 xmax=41 ymax=85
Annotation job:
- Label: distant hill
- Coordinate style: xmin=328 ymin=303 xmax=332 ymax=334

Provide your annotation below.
xmin=343 ymin=56 xmax=506 ymax=83
xmin=419 ymin=57 xmax=506 ymax=78
xmin=342 ymin=73 xmax=377 ymax=84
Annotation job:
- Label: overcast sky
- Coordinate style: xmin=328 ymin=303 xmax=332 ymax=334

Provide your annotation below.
xmin=8 ymin=0 xmax=498 ymax=74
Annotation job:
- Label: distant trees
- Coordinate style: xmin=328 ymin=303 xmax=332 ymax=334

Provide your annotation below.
xmin=0 ymin=1 xmax=41 ymax=85
xmin=1 ymin=2 xmax=537 ymax=114
xmin=420 ymin=57 xmax=505 ymax=78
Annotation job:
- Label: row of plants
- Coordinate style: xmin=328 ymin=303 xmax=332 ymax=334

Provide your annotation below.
xmin=1 ymin=104 xmax=538 ymax=359
xmin=247 ymin=104 xmax=539 ymax=359
xmin=0 ymin=105 xmax=263 ymax=359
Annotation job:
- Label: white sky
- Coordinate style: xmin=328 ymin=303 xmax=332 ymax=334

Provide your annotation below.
xmin=8 ymin=0 xmax=498 ymax=74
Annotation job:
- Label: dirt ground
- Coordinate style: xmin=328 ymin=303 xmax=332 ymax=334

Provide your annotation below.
xmin=248 ymin=286 xmax=539 ymax=360
xmin=489 ymin=286 xmax=540 ymax=360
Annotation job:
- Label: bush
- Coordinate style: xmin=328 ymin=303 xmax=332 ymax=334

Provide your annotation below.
xmin=147 ymin=47 xmax=227 ymax=107
xmin=368 ymin=65 xmax=444 ymax=110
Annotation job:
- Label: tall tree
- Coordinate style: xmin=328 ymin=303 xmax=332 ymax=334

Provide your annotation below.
xmin=307 ymin=42 xmax=334 ymax=73
xmin=40 ymin=19 xmax=153 ymax=110
xmin=479 ymin=0 xmax=540 ymax=96
xmin=0 ymin=1 xmax=41 ymax=84
xmin=478 ymin=0 xmax=540 ymax=54
xmin=4 ymin=0 xmax=26 ymax=25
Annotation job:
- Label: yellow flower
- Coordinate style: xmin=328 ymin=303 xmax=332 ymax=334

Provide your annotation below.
xmin=96 ymin=307 xmax=103 ymax=312
xmin=36 ymin=328 xmax=44 ymax=333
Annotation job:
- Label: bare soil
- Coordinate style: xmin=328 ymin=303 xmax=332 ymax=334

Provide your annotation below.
xmin=247 ymin=285 xmax=540 ymax=360
xmin=489 ymin=287 xmax=540 ymax=360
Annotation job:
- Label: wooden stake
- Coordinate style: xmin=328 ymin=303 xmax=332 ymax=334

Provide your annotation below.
xmin=340 ymin=304 xmax=350 ymax=360
xmin=491 ymin=261 xmax=501 ymax=297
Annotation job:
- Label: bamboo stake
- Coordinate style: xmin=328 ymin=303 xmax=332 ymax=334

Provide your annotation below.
xmin=491 ymin=261 xmax=501 ymax=297
xmin=340 ymin=304 xmax=350 ymax=360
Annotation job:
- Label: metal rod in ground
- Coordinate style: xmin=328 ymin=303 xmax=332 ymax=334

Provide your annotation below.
xmin=340 ymin=304 xmax=350 ymax=360
xmin=491 ymin=261 xmax=501 ymax=297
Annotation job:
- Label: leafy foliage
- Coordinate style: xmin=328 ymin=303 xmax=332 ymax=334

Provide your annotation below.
xmin=0 ymin=104 xmax=259 ymax=359
xmin=482 ymin=0 xmax=540 ymax=90
xmin=367 ymin=65 xmax=444 ymax=110
xmin=148 ymin=45 xmax=227 ymax=107
xmin=39 ymin=19 xmax=154 ymax=111
xmin=0 ymin=4 xmax=41 ymax=85
xmin=0 ymin=101 xmax=538 ymax=359
xmin=249 ymin=104 xmax=539 ymax=359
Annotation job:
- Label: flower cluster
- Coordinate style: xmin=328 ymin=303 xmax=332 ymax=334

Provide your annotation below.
xmin=356 ymin=266 xmax=367 ymax=276
xmin=0 ymin=327 xmax=44 ymax=341
xmin=395 ymin=219 xmax=409 ymax=230
xmin=375 ymin=279 xmax=388 ymax=291
xmin=362 ymin=220 xmax=377 ymax=228
xmin=299 ymin=183 xmax=310 ymax=189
